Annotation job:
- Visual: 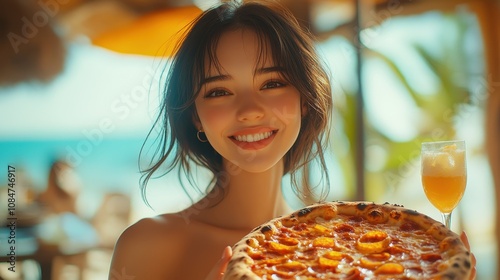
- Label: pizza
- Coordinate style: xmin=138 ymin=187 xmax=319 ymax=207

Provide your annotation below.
xmin=223 ymin=201 xmax=472 ymax=279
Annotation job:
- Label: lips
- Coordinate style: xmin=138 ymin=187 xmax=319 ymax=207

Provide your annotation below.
xmin=229 ymin=128 xmax=278 ymax=150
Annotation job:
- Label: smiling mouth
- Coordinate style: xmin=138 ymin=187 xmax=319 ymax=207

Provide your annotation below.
xmin=231 ymin=131 xmax=276 ymax=143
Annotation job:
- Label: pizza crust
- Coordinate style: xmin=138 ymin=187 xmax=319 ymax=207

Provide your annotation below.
xmin=223 ymin=201 xmax=472 ymax=280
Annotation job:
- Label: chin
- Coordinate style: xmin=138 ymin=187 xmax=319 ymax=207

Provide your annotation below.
xmin=226 ymin=157 xmax=283 ymax=174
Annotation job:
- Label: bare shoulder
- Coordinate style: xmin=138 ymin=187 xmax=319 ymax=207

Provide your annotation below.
xmin=109 ymin=214 xmax=188 ymax=280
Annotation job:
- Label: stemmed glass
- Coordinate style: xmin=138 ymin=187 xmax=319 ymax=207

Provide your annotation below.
xmin=421 ymin=140 xmax=467 ymax=229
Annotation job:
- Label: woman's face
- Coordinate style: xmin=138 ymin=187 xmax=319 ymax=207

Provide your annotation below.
xmin=194 ymin=29 xmax=302 ymax=173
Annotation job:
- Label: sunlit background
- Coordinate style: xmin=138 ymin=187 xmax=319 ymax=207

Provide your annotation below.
xmin=0 ymin=0 xmax=498 ymax=279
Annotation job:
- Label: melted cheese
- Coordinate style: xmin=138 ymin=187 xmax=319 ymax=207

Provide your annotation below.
xmin=248 ymin=215 xmax=445 ymax=279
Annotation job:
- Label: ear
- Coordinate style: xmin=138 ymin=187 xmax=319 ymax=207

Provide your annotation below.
xmin=301 ymin=101 xmax=308 ymax=117
xmin=192 ymin=111 xmax=202 ymax=131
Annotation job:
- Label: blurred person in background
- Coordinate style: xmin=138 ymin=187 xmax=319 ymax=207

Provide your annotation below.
xmin=37 ymin=160 xmax=81 ymax=215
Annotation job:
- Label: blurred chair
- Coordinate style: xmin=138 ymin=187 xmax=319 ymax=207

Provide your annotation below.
xmin=49 ymin=192 xmax=132 ymax=280
xmin=35 ymin=161 xmax=133 ymax=279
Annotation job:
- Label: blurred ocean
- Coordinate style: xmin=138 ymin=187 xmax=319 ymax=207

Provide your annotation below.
xmin=0 ymin=137 xmax=145 ymax=190
xmin=0 ymin=135 xmax=207 ymax=221
xmin=0 ymin=137 xmax=146 ymax=219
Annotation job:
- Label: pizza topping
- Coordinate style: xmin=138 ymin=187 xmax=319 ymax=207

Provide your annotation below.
xmin=318 ymin=257 xmax=340 ymax=268
xmin=247 ymin=248 xmax=265 ymax=260
xmin=311 ymin=224 xmax=330 ymax=235
xmin=322 ymin=251 xmax=345 ymax=261
xmin=278 ymin=237 xmax=299 ymax=246
xmin=400 ymin=221 xmax=421 ymax=231
xmin=367 ymin=252 xmax=390 ymax=261
xmin=387 ymin=245 xmax=410 ymax=255
xmin=312 ymin=237 xmax=336 ymax=248
xmin=356 ymin=230 xmax=390 ymax=254
xmin=247 ymin=214 xmax=442 ymax=278
xmin=224 ymin=202 xmax=471 ymax=280
xmin=334 ymin=223 xmax=354 ymax=233
xmin=421 ymin=253 xmax=442 ymax=262
xmin=277 ymin=261 xmax=307 ymax=271
xmin=359 ymin=257 xmax=383 ymax=269
xmin=267 ymin=241 xmax=296 ymax=254
xmin=374 ymin=263 xmax=405 ymax=275
xmin=256 ymin=256 xmax=285 ymax=266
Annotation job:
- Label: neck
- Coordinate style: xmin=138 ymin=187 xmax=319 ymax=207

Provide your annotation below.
xmin=191 ymin=159 xmax=292 ymax=231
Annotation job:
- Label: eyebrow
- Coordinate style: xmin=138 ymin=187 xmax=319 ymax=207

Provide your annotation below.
xmin=255 ymin=66 xmax=286 ymax=75
xmin=200 ymin=66 xmax=286 ymax=87
xmin=200 ymin=74 xmax=230 ymax=87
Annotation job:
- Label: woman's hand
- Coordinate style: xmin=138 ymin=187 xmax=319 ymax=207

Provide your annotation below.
xmin=205 ymin=246 xmax=232 ymax=280
xmin=460 ymin=231 xmax=477 ymax=280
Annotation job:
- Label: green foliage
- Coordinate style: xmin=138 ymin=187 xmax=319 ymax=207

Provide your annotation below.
xmin=330 ymin=12 xmax=475 ymax=201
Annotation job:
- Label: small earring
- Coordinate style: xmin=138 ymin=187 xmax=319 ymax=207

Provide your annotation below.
xmin=197 ymin=130 xmax=208 ymax=142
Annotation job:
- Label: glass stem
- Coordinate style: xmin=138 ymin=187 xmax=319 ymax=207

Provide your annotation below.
xmin=442 ymin=212 xmax=452 ymax=229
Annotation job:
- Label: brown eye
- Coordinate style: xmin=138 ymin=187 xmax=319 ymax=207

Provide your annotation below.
xmin=262 ymin=80 xmax=285 ymax=89
xmin=206 ymin=89 xmax=229 ymax=98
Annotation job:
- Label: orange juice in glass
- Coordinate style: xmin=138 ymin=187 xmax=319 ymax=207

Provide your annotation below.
xmin=421 ymin=140 xmax=466 ymax=229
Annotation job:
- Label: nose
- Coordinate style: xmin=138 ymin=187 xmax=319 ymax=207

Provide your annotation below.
xmin=236 ymin=93 xmax=265 ymax=122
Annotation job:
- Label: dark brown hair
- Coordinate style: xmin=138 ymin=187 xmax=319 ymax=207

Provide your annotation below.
xmin=140 ymin=0 xmax=333 ymax=205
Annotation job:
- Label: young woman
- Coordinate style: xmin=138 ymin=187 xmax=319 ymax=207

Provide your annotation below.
xmin=109 ymin=1 xmax=475 ymax=279
xmin=109 ymin=1 xmax=332 ymax=279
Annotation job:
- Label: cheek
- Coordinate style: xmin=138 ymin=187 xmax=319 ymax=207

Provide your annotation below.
xmin=270 ymin=95 xmax=302 ymax=126
xmin=196 ymin=105 xmax=231 ymax=132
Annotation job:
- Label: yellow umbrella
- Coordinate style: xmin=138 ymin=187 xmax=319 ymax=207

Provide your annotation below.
xmin=92 ymin=5 xmax=201 ymax=57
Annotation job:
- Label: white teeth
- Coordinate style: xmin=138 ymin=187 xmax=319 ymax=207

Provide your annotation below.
xmin=234 ymin=131 xmax=273 ymax=142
